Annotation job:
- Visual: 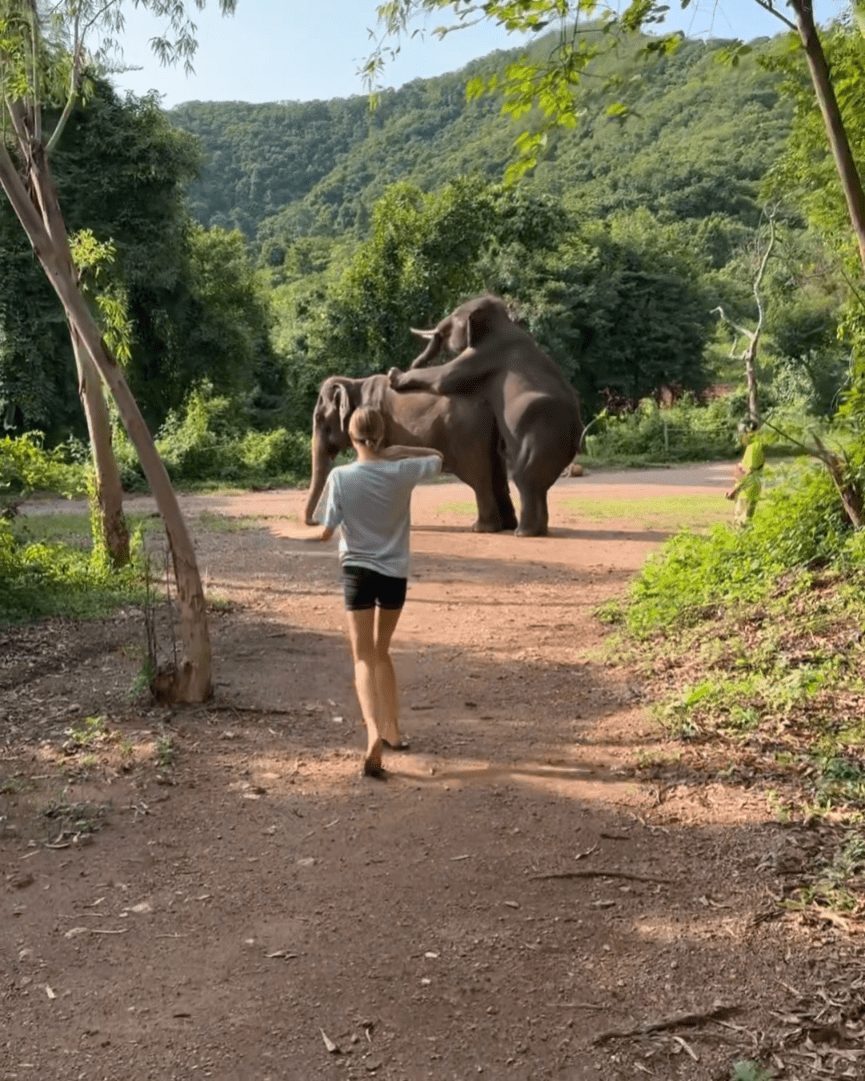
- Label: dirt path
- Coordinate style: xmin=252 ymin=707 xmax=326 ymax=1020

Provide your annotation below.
xmin=1 ymin=468 xmax=850 ymax=1080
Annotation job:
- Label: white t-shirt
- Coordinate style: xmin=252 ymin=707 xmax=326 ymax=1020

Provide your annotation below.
xmin=315 ymin=456 xmax=442 ymax=578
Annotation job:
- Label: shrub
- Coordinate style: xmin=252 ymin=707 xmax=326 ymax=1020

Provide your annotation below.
xmin=237 ymin=427 xmax=309 ymax=479
xmin=0 ymin=521 xmax=145 ymax=624
xmin=626 ymin=458 xmax=853 ymax=636
xmin=584 ymin=396 xmax=739 ymax=463
xmin=113 ymin=386 xmax=312 ymax=489
xmin=0 ymin=432 xmax=82 ymax=517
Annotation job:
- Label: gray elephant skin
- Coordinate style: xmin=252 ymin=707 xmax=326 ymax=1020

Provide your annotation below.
xmin=303 ymin=373 xmax=518 ymax=533
xmin=388 ymin=295 xmax=583 ymax=536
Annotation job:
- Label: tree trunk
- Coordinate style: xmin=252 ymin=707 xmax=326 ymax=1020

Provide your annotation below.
xmin=813 ymin=435 xmax=865 ymax=530
xmin=71 ymin=328 xmax=130 ymax=568
xmin=62 ymin=278 xmax=212 ymax=702
xmin=0 ymin=143 xmax=212 ymax=703
xmin=791 ymin=0 xmax=865 ymax=276
xmin=744 ymin=340 xmax=759 ymax=423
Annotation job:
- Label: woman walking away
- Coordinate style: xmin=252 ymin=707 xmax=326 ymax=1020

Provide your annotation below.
xmin=309 ymin=407 xmax=443 ymax=779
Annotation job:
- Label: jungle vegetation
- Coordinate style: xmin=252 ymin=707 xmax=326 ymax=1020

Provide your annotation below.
xmin=1 ymin=16 xmax=863 ymax=627
xmin=3 ymin=0 xmax=864 ymax=939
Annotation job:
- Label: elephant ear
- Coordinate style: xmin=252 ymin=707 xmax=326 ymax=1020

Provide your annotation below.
xmin=313 ymin=384 xmax=331 ymax=425
xmin=465 ymin=299 xmax=500 ymax=348
xmin=333 ymin=382 xmax=353 ymax=428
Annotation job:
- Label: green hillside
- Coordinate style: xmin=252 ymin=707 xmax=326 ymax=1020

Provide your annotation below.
xmin=167 ymin=30 xmax=792 ymax=253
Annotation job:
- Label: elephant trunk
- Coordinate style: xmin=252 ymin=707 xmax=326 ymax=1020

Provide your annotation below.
xmin=304 ymin=430 xmax=333 ymax=526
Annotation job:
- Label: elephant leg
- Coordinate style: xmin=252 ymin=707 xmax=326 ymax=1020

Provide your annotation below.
xmin=391 ymin=349 xmax=492 ymax=397
xmin=463 ymin=458 xmax=510 ymax=534
xmin=513 ymin=477 xmax=549 ymax=537
xmin=509 ymin=399 xmax=577 ymax=537
xmin=491 ymin=440 xmax=517 ymax=531
xmin=464 ymin=427 xmax=517 ymax=533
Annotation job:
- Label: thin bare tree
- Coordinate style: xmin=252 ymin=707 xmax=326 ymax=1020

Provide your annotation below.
xmin=0 ymin=0 xmax=238 ymax=701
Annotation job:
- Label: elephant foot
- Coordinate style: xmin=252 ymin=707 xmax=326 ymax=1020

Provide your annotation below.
xmin=501 ymin=513 xmax=519 ymax=531
xmin=515 ymin=523 xmax=548 ymax=537
xmin=472 ymin=519 xmax=506 ymax=533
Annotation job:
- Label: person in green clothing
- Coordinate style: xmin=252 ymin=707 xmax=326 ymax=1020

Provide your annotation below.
xmin=726 ymin=420 xmax=765 ymax=525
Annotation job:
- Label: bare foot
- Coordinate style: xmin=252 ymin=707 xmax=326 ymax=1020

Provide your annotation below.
xmin=382 ymin=737 xmax=410 ymax=751
xmin=362 ymin=757 xmax=387 ymax=780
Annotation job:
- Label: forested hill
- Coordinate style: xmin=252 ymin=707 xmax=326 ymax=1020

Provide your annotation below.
xmin=168 ymin=29 xmax=790 ymax=251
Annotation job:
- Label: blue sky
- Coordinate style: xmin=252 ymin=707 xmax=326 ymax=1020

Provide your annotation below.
xmin=110 ymin=1 xmax=843 ymax=108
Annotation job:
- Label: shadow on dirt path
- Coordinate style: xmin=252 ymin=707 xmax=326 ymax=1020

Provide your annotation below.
xmin=2 ymin=470 xmax=857 ymax=1080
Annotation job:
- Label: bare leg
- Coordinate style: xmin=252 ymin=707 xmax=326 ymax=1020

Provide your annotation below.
xmin=345 ymin=608 xmax=382 ymax=772
xmin=373 ymin=606 xmax=403 ymax=745
xmin=345 ymin=605 xmax=404 ymax=774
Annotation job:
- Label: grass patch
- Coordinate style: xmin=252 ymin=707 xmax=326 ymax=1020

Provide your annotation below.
xmin=560 ymin=493 xmax=730 ymax=531
xmin=41 ymin=791 xmax=107 ymax=843
xmin=194 ymin=511 xmax=264 ymax=533
xmin=0 ymin=543 xmax=150 ymax=626
xmin=433 ymin=499 xmax=479 ymax=518
xmin=65 ymin=714 xmax=112 ymax=750
xmin=624 ymin=572 xmax=865 ymax=816
xmin=434 ymin=492 xmax=733 ymax=534
xmin=12 ymin=510 xmax=164 ymax=548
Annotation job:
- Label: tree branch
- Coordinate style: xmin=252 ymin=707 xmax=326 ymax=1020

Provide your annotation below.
xmin=753 ymin=0 xmax=798 ymax=32
xmin=711 ymin=306 xmax=755 ymax=345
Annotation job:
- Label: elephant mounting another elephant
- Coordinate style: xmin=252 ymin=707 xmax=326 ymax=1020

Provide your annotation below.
xmin=303 ymin=373 xmax=518 ymax=533
xmin=388 ymin=294 xmax=583 ymax=537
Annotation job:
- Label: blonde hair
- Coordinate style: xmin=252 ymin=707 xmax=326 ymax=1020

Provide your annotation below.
xmin=348 ymin=407 xmax=385 ymax=451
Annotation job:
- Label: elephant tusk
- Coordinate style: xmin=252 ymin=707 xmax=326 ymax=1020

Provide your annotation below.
xmin=410 ymin=328 xmax=437 ymax=339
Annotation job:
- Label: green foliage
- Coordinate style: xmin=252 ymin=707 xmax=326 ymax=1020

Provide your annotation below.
xmin=66 ymin=714 xmax=111 ymax=749
xmin=1 ymin=77 xmax=279 ymax=441
xmin=115 ymin=385 xmax=310 ymax=488
xmin=585 ymin=397 xmax=739 ymax=463
xmin=0 ymin=432 xmax=82 ymax=518
xmin=731 ymin=1062 xmax=775 ymax=1081
xmin=174 ymin=31 xmax=792 ymax=249
xmin=625 ymin=460 xmax=852 ymax=637
xmin=763 ymin=25 xmax=865 ymax=434
xmin=0 ymin=522 xmax=146 ymax=626
xmin=155 ymin=735 xmax=175 ymax=768
xmin=272 ymin=178 xmax=718 ymax=423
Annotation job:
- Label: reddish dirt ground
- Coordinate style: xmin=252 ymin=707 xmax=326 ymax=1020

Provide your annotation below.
xmin=2 ymin=467 xmax=863 ymax=1080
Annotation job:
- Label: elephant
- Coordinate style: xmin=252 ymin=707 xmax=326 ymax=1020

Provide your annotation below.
xmin=303 ymin=373 xmax=518 ymax=533
xmin=388 ymin=295 xmax=583 ymax=536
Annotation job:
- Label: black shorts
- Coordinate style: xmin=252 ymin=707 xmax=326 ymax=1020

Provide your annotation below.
xmin=342 ymin=566 xmax=407 ymax=611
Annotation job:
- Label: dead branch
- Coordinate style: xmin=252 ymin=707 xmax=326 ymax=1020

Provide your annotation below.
xmin=592 ymin=1003 xmax=741 ymax=1044
xmin=530 ymin=870 xmax=669 ymax=884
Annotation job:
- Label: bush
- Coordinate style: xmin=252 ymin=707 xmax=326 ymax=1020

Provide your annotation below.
xmin=237 ymin=427 xmax=309 ymax=479
xmin=114 ymin=386 xmax=312 ymax=489
xmin=584 ymin=396 xmax=739 ymax=463
xmin=0 ymin=520 xmax=146 ymax=624
xmin=625 ymin=458 xmax=853 ymax=636
xmin=0 ymin=432 xmax=83 ymax=516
